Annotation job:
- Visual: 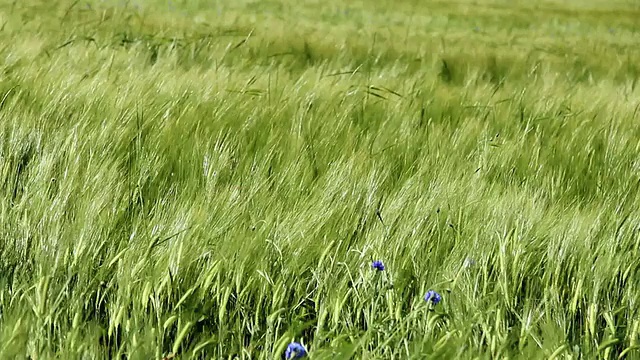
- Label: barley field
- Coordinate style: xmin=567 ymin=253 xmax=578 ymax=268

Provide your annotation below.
xmin=1 ymin=0 xmax=640 ymax=358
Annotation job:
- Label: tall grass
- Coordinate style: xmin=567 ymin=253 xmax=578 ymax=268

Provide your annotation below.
xmin=0 ymin=0 xmax=639 ymax=358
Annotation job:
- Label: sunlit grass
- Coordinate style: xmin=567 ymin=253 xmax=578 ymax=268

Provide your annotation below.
xmin=0 ymin=0 xmax=639 ymax=358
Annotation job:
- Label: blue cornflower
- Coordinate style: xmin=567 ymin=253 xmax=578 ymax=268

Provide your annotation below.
xmin=424 ymin=290 xmax=442 ymax=305
xmin=285 ymin=342 xmax=307 ymax=359
xmin=371 ymin=260 xmax=385 ymax=271
xmin=463 ymin=257 xmax=476 ymax=268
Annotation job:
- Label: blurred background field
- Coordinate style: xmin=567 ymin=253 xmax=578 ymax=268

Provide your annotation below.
xmin=0 ymin=0 xmax=639 ymax=358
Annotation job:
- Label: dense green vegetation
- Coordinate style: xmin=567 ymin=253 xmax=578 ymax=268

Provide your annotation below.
xmin=1 ymin=0 xmax=639 ymax=358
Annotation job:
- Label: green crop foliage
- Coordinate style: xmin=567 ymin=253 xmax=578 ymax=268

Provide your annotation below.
xmin=0 ymin=0 xmax=639 ymax=358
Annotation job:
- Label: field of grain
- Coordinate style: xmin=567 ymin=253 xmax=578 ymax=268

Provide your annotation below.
xmin=1 ymin=0 xmax=640 ymax=358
